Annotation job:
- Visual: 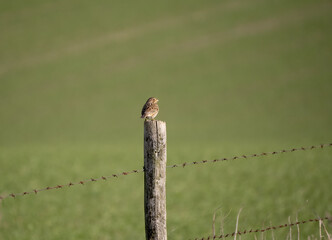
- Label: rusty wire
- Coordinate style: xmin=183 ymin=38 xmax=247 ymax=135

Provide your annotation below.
xmin=0 ymin=169 xmax=144 ymax=201
xmin=193 ymin=217 xmax=330 ymax=240
xmin=0 ymin=143 xmax=331 ymax=200
xmin=167 ymin=143 xmax=332 ymax=169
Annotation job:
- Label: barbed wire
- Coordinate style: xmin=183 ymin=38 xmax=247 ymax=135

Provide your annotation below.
xmin=167 ymin=143 xmax=332 ymax=169
xmin=0 ymin=143 xmax=331 ymax=201
xmin=0 ymin=168 xmax=144 ymax=201
xmin=193 ymin=217 xmax=330 ymax=240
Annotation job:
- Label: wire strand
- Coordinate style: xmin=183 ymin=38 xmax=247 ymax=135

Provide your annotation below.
xmin=193 ymin=217 xmax=330 ymax=240
xmin=1 ymin=143 xmax=331 ymax=200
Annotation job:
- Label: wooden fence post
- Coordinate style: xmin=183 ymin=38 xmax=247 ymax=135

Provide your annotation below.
xmin=144 ymin=120 xmax=167 ymax=240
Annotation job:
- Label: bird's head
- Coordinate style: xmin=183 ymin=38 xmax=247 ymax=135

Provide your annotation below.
xmin=147 ymin=97 xmax=159 ymax=104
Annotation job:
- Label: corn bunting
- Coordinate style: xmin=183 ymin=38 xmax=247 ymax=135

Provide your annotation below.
xmin=141 ymin=97 xmax=159 ymax=120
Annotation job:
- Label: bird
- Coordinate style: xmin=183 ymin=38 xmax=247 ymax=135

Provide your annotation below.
xmin=141 ymin=97 xmax=159 ymax=120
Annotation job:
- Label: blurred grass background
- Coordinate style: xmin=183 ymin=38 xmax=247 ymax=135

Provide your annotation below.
xmin=0 ymin=0 xmax=331 ymax=239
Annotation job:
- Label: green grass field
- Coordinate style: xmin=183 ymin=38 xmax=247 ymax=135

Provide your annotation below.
xmin=1 ymin=0 xmax=332 ymax=239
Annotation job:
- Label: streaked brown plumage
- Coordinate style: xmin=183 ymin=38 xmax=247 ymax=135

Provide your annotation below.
xmin=141 ymin=97 xmax=159 ymax=120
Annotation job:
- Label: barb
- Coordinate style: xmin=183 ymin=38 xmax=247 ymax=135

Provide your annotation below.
xmin=0 ymin=143 xmax=331 ymax=200
xmin=193 ymin=217 xmax=330 ymax=240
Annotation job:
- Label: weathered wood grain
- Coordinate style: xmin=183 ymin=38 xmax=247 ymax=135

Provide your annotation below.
xmin=144 ymin=120 xmax=167 ymax=240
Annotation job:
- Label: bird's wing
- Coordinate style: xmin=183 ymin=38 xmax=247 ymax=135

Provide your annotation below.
xmin=142 ymin=104 xmax=158 ymax=117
